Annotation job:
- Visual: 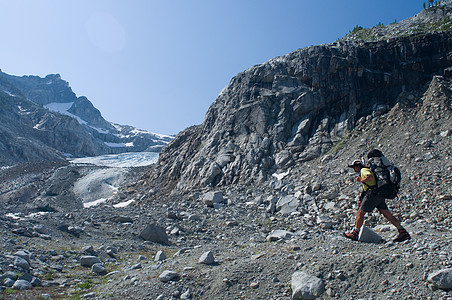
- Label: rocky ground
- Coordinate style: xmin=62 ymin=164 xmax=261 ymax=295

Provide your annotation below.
xmin=0 ymin=75 xmax=451 ymax=299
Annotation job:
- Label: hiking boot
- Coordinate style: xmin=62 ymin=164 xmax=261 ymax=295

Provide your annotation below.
xmin=394 ymin=229 xmax=411 ymax=242
xmin=343 ymin=229 xmax=359 ymax=241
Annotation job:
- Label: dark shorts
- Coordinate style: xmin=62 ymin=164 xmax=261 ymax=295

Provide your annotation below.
xmin=360 ymin=189 xmax=389 ymax=213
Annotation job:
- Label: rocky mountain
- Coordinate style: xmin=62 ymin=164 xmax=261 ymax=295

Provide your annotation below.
xmin=143 ymin=5 xmax=452 ymax=195
xmin=0 ymin=71 xmax=172 ymax=166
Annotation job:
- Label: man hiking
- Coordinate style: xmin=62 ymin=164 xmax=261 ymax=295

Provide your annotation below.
xmin=343 ymin=159 xmax=411 ymax=242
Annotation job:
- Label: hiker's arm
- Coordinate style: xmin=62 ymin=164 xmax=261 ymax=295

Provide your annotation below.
xmin=356 ymin=173 xmax=374 ymax=184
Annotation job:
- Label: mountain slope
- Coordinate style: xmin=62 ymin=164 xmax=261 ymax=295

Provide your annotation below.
xmin=144 ymin=30 xmax=452 ymax=194
xmin=0 ymin=71 xmax=173 ymax=165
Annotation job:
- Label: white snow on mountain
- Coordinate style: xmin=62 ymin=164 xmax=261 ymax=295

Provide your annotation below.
xmin=70 ymin=151 xmax=159 ymax=168
xmin=44 ymin=102 xmax=88 ymax=125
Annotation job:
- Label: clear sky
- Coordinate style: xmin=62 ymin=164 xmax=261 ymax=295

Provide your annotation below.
xmin=0 ymin=0 xmax=427 ymax=135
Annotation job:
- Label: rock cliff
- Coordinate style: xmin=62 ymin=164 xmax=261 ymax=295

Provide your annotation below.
xmin=147 ymin=31 xmax=452 ymax=192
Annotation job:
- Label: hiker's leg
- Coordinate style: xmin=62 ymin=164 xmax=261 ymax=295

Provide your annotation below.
xmin=380 ymin=209 xmax=401 ymax=228
xmin=355 ymin=209 xmax=366 ymax=231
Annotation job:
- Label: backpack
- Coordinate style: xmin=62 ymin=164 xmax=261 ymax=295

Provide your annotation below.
xmin=366 ymin=149 xmax=401 ymax=199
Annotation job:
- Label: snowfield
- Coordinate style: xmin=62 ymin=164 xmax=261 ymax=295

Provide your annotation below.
xmin=70 ymin=151 xmax=159 ymax=168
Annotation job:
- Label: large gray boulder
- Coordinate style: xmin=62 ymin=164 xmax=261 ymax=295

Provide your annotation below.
xmin=12 ymin=279 xmax=32 ymax=291
xmin=198 ymin=251 xmax=215 ymax=265
xmin=80 ymin=256 xmax=102 ymax=267
xmin=276 ymin=195 xmax=300 ymax=215
xmin=203 ymin=191 xmax=225 ymax=208
xmin=291 ymin=271 xmax=325 ymax=299
xmin=139 ymin=224 xmax=169 ymax=245
xmin=159 ymin=270 xmax=180 ymax=282
xmin=428 ymin=268 xmax=452 ymax=290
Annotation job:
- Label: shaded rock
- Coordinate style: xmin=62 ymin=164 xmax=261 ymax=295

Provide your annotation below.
xmin=12 ymin=279 xmax=32 ymax=290
xmin=358 ymin=226 xmax=383 ymax=244
xmin=14 ymin=256 xmax=30 ymax=272
xmin=80 ymin=256 xmax=102 ymax=267
xmin=139 ymin=224 xmax=169 ymax=245
xmin=428 ymin=268 xmax=452 ymax=290
xmin=92 ymin=263 xmax=108 ymax=275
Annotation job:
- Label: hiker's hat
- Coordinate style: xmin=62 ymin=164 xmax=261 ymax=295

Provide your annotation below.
xmin=348 ymin=159 xmax=363 ymax=168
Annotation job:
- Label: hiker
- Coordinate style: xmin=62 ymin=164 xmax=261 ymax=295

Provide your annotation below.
xmin=343 ymin=159 xmax=411 ymax=242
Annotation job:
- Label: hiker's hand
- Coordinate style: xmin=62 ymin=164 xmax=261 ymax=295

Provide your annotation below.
xmin=357 ymin=200 xmax=362 ymax=208
xmin=356 ymin=176 xmax=362 ymax=182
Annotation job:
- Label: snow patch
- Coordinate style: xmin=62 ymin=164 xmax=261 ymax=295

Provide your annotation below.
xmin=272 ymin=170 xmax=290 ymax=180
xmin=44 ymin=102 xmax=88 ymax=125
xmin=104 ymin=142 xmax=134 ymax=148
xmin=113 ymin=199 xmax=135 ymax=208
xmin=83 ymin=198 xmax=108 ymax=208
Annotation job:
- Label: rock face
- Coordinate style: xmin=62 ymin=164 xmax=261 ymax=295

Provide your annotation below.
xmin=0 ymin=72 xmax=172 ymax=165
xmin=146 ymin=32 xmax=452 ymax=193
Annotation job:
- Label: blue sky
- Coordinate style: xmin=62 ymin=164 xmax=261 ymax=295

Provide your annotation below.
xmin=1 ymin=0 xmax=426 ymax=135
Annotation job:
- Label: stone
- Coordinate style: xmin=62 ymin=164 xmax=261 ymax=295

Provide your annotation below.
xmin=154 ymin=250 xmax=167 ymax=262
xmin=266 ymin=230 xmax=295 ymax=242
xmin=180 ymin=289 xmax=192 ymax=299
xmin=199 ymin=251 xmax=215 ymax=265
xmin=80 ymin=256 xmax=102 ymax=267
xmin=428 ymin=268 xmax=452 ymax=290
xmin=316 ymin=215 xmax=335 ymax=229
xmin=111 ymin=215 xmax=134 ymax=223
xmin=276 ymin=195 xmax=300 ymax=215
xmin=139 ymin=224 xmax=169 ymax=245
xmin=31 ymin=277 xmax=42 ymax=287
xmin=291 ymin=271 xmax=325 ymax=299
xmin=203 ymin=191 xmax=225 ymax=208
xmin=159 ymin=270 xmax=180 ymax=282
xmin=12 ymin=279 xmax=32 ymax=290
xmin=14 ymin=256 xmax=30 ymax=272
xmin=4 ymin=277 xmax=15 ymax=287
xmin=83 ymin=245 xmax=97 ymax=256
xmin=358 ymin=226 xmax=383 ymax=244
xmin=33 ymin=224 xmax=48 ymax=234
xmin=91 ymin=263 xmax=108 ymax=275
xmin=14 ymin=250 xmax=31 ymax=263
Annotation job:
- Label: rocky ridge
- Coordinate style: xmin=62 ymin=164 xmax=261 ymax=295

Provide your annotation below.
xmin=144 ymin=31 xmax=452 ymax=195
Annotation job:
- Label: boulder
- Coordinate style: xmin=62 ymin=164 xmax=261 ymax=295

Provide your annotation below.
xmin=14 ymin=256 xmax=30 ymax=272
xmin=358 ymin=226 xmax=383 ymax=244
xmin=276 ymin=195 xmax=300 ymax=215
xmin=266 ymin=230 xmax=295 ymax=242
xmin=203 ymin=191 xmax=225 ymax=208
xmin=154 ymin=251 xmax=167 ymax=262
xmin=80 ymin=256 xmax=102 ymax=267
xmin=91 ymin=263 xmax=108 ymax=275
xmin=139 ymin=224 xmax=169 ymax=245
xmin=159 ymin=270 xmax=180 ymax=282
xmin=428 ymin=268 xmax=452 ymax=290
xmin=291 ymin=271 xmax=325 ymax=299
xmin=199 ymin=251 xmax=215 ymax=265
xmin=12 ymin=279 xmax=32 ymax=290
